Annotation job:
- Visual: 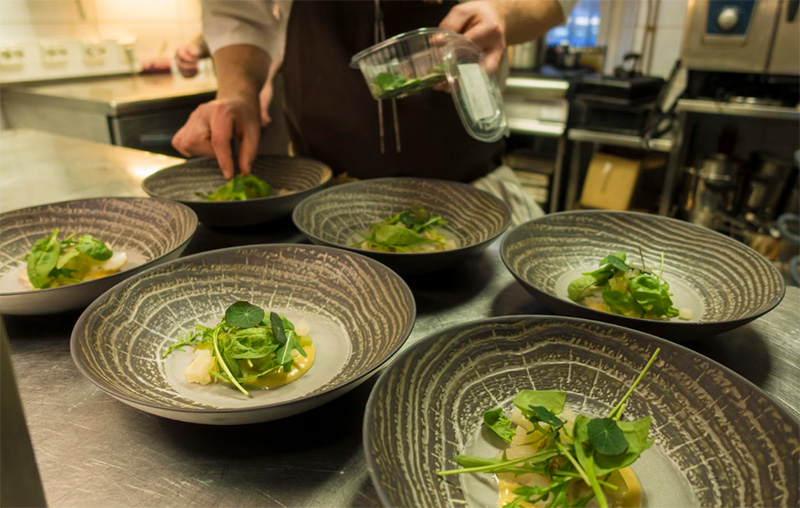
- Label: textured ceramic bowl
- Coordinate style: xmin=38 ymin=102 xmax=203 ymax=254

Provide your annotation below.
xmin=292 ymin=178 xmax=511 ymax=275
xmin=142 ymin=156 xmax=332 ymax=227
xmin=71 ymin=244 xmax=415 ymax=425
xmin=364 ymin=316 xmax=799 ymax=508
xmin=0 ymin=197 xmax=197 ymax=315
xmin=501 ymin=211 xmax=785 ymax=340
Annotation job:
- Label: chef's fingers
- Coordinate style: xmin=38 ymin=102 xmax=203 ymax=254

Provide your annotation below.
xmin=172 ymin=109 xmax=215 ymax=158
xmin=439 ymin=3 xmax=473 ymax=34
xmin=237 ymin=119 xmax=260 ymax=175
xmin=210 ymin=113 xmax=235 ymax=179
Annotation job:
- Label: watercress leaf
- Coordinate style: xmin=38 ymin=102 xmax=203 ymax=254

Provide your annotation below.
xmin=483 ymin=407 xmax=515 ymax=443
xmin=531 ymin=406 xmax=564 ymax=429
xmin=513 ymin=390 xmax=566 ymax=416
xmin=587 ymin=418 xmax=628 ymax=455
xmin=452 ymin=455 xmax=532 ymax=475
xmin=27 ymin=229 xmax=61 ymax=289
xmin=629 ymin=275 xmax=674 ymax=317
xmin=372 ymin=224 xmax=429 ymax=246
xmin=600 ymin=252 xmax=627 ymax=266
xmin=225 ymin=301 xmax=265 ymax=328
xmin=568 ymin=275 xmax=599 ymax=301
xmin=76 ymin=235 xmax=113 ymax=261
xmin=603 ymin=254 xmax=630 ymax=273
xmin=276 ymin=330 xmax=306 ymax=372
xmin=602 ymin=287 xmax=644 ymax=317
xmin=56 ymin=248 xmax=81 ymax=269
xmin=594 ymin=416 xmax=652 ymax=476
xmin=219 ymin=347 xmax=242 ymax=379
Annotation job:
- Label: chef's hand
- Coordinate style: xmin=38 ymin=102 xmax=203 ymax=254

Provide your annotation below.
xmin=258 ymin=56 xmax=282 ymax=127
xmin=439 ymin=1 xmax=506 ymax=75
xmin=175 ymin=43 xmax=203 ymax=78
xmin=171 ymin=94 xmax=261 ymax=179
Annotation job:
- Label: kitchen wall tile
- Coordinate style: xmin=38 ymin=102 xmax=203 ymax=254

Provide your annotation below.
xmin=0 ymin=23 xmax=80 ymax=42
xmin=650 ymin=27 xmax=683 ymax=77
xmin=632 ymin=27 xmax=645 ymax=54
xmin=177 ymin=0 xmax=201 ymax=22
xmin=93 ymin=0 xmax=179 ymax=22
xmin=96 ymin=22 xmax=183 ymax=60
xmin=658 ymin=0 xmax=689 ymax=29
xmin=0 ymin=24 xmax=36 ymax=42
xmin=0 ymin=0 xmax=97 ymax=24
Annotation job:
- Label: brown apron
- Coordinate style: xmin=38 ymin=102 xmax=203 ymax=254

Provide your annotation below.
xmin=282 ymin=0 xmax=504 ymax=182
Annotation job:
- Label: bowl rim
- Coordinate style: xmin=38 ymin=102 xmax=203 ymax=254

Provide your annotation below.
xmin=141 ymin=156 xmax=333 ymax=206
xmin=0 ymin=196 xmax=198 ymax=298
xmin=499 ymin=209 xmax=787 ymax=328
xmin=362 ymin=313 xmax=799 ymax=508
xmin=70 ymin=242 xmax=417 ymax=415
xmin=291 ymin=176 xmax=512 ymax=257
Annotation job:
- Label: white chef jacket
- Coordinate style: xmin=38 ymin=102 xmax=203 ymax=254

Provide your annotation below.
xmin=202 ymin=0 xmax=579 ymax=62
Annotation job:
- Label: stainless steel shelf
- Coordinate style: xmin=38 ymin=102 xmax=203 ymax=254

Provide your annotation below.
xmin=567 ymin=128 xmax=674 ymax=152
xmin=507 ymin=118 xmax=565 ymax=137
xmin=676 ymin=99 xmax=800 ymax=120
xmin=504 ymin=77 xmax=569 ymax=99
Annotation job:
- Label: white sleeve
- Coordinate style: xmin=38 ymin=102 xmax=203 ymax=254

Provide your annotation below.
xmin=201 ymin=0 xmax=292 ymax=60
xmin=556 ymin=0 xmax=578 ymax=20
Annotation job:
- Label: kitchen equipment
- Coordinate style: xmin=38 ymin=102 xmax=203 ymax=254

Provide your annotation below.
xmin=742 ymin=155 xmax=794 ymax=221
xmin=71 ymin=243 xmax=415 ymax=425
xmin=681 ymin=0 xmax=799 ymax=76
xmin=684 ymin=154 xmax=741 ymax=229
xmin=364 ymin=316 xmax=799 ymax=508
xmin=142 ymin=156 xmax=332 ymax=228
xmin=292 ymin=178 xmax=511 ymax=275
xmin=0 ymin=198 xmax=197 ymax=315
xmin=350 ymin=28 xmax=508 ymax=142
xmin=501 ymin=210 xmax=785 ymax=340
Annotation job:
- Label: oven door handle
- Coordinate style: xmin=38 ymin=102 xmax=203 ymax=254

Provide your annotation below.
xmin=788 ymin=0 xmax=799 ymax=22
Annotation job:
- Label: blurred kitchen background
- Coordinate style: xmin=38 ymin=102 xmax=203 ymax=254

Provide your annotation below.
xmin=0 ymin=0 xmax=798 ymax=285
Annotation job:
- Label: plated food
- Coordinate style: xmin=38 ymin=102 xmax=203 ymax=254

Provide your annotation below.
xmin=0 ymin=197 xmax=196 ymax=315
xmin=363 ymin=316 xmax=799 ymax=508
xmin=568 ymin=251 xmax=691 ymax=321
xmin=501 ymin=211 xmax=785 ymax=339
xmin=71 ymin=244 xmax=415 ymax=425
xmin=293 ymin=178 xmax=510 ymax=275
xmin=354 ymin=205 xmax=456 ymax=253
xmin=164 ymin=300 xmax=316 ymax=395
xmin=142 ymin=156 xmax=332 ymax=227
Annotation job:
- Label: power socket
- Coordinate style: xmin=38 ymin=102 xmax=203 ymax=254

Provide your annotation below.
xmin=0 ymin=45 xmax=25 ymax=68
xmin=83 ymin=42 xmax=106 ymax=66
xmin=40 ymin=42 xmax=68 ymax=66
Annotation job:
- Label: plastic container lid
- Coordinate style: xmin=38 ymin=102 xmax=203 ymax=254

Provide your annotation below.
xmin=350 ymin=28 xmax=508 ymax=143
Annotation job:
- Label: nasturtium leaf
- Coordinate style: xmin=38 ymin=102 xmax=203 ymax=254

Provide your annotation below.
xmin=594 ymin=417 xmax=653 ymax=475
xmin=587 ymin=417 xmax=628 ymax=455
xmin=372 ymin=225 xmax=428 ymax=246
xmin=270 ymin=311 xmax=288 ymax=344
xmin=531 ymin=406 xmax=563 ymax=429
xmin=76 ymin=234 xmax=113 ymax=261
xmin=225 ymin=301 xmax=265 ymax=328
xmin=513 ymin=390 xmax=566 ymax=416
xmin=483 ymin=408 xmax=515 ymax=443
xmin=27 ymin=229 xmax=61 ymax=289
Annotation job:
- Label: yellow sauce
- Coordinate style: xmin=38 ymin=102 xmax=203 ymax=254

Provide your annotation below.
xmin=247 ymin=345 xmax=316 ymax=389
xmin=497 ymin=467 xmax=642 ymax=508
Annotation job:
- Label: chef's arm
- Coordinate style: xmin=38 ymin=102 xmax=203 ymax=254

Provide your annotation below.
xmin=440 ymin=0 xmax=576 ymax=74
xmin=497 ymin=0 xmax=574 ymax=44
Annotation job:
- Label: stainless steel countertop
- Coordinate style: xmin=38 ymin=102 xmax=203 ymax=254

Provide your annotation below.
xmin=2 ymin=132 xmax=799 ymax=506
xmin=2 ymin=74 xmax=217 ymax=116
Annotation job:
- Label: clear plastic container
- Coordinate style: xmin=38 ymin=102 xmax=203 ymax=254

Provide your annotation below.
xmin=350 ymin=28 xmax=508 ymax=143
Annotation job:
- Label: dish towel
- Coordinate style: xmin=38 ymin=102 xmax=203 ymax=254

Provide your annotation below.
xmin=472 ymin=165 xmax=545 ymax=226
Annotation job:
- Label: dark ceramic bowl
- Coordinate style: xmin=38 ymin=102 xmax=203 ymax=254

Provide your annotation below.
xmin=364 ymin=316 xmax=799 ymax=508
xmin=501 ymin=211 xmax=785 ymax=340
xmin=292 ymin=178 xmax=511 ymax=275
xmin=0 ymin=197 xmax=197 ymax=315
xmin=71 ymin=244 xmax=415 ymax=425
xmin=142 ymin=156 xmax=332 ymax=227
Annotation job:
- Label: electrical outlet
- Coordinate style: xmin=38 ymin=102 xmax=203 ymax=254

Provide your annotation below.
xmin=0 ymin=45 xmax=25 ymax=68
xmin=83 ymin=42 xmax=106 ymax=65
xmin=40 ymin=42 xmax=68 ymax=66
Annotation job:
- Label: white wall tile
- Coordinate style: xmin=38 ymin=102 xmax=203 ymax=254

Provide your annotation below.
xmin=93 ymin=0 xmax=179 ymax=22
xmin=649 ymin=27 xmax=682 ymax=77
xmin=658 ymin=0 xmax=688 ymax=29
xmin=96 ymin=22 xmax=183 ymax=59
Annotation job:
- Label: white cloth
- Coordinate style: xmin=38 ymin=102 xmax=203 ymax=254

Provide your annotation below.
xmin=201 ymin=0 xmax=577 ymax=62
xmin=473 ymin=165 xmax=544 ymax=226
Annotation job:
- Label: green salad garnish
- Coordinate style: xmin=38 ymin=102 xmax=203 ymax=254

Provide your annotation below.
xmin=567 ymin=250 xmax=687 ymax=320
xmin=23 ymin=229 xmax=123 ymax=289
xmin=439 ymin=349 xmax=661 ymax=508
xmin=197 ymin=174 xmax=272 ymax=201
xmin=369 ymin=63 xmax=447 ymax=99
xmin=353 ymin=205 xmax=454 ymax=253
xmin=163 ymin=300 xmax=313 ymax=397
